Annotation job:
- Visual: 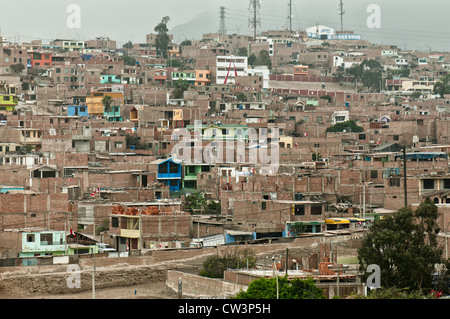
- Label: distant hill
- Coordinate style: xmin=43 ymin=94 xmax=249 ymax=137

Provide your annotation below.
xmin=170 ymin=10 xmax=219 ymax=43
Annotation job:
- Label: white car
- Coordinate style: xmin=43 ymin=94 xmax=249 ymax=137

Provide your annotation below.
xmin=96 ymin=243 xmax=116 ymax=253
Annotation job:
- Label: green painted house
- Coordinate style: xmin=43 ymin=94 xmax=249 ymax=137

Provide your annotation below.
xmin=186 ymin=124 xmax=249 ymax=141
xmin=182 ymin=163 xmax=211 ymax=189
xmin=171 ymin=71 xmax=196 ymax=85
xmin=19 ymin=230 xmax=98 ymax=257
xmin=104 ymin=105 xmax=123 ymax=122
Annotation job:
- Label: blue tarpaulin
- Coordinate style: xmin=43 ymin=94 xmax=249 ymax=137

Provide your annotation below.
xmin=395 ymin=152 xmax=448 ymax=161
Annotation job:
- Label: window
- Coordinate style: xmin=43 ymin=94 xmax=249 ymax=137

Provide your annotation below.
xmin=371 ymin=170 xmax=378 ymax=179
xmin=169 ymin=161 xmax=179 ymax=174
xmin=40 ymin=233 xmax=53 ymax=245
xmin=27 ymin=234 xmax=35 ymax=242
xmin=311 ymin=205 xmax=322 ymax=215
xmin=261 ymin=202 xmax=267 ymax=210
xmin=159 ymin=163 xmax=168 ymax=174
xmin=389 ymin=177 xmax=401 ymax=187
xmin=423 ymin=179 xmax=435 ymax=190
xmin=444 ymin=179 xmax=450 ymax=189
xmin=112 ymin=217 xmax=119 ymax=228
xmin=294 ymin=205 xmax=305 ymax=215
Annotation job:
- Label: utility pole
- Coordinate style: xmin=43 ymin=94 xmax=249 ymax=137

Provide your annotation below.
xmin=285 ymin=248 xmax=289 ymax=276
xmin=403 ymin=145 xmax=407 ymax=207
xmin=92 ymin=264 xmax=96 ymax=299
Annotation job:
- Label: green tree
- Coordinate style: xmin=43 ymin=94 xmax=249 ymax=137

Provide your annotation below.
xmin=235 ymin=92 xmax=247 ymax=102
xmin=234 ymin=276 xmax=325 ymax=299
xmin=10 ymin=63 xmax=25 ymax=74
xmin=326 ymin=120 xmax=364 ymax=133
xmin=21 ymin=82 xmax=29 ymax=91
xmin=200 ymin=248 xmax=256 ymax=278
xmin=183 ymin=192 xmax=206 ymax=214
xmin=254 ymin=50 xmax=272 ymax=69
xmin=237 ymin=47 xmax=248 ymax=57
xmin=171 ymin=79 xmax=189 ymax=99
xmin=120 ymin=55 xmax=136 ymax=66
xmin=95 ymin=219 xmax=109 ymax=235
xmin=248 ymin=53 xmax=257 ymax=67
xmin=125 ymin=134 xmax=148 ymax=150
xmin=154 ymin=16 xmax=171 ymax=59
xmin=180 ymin=39 xmax=192 ymax=46
xmin=320 ymin=94 xmax=332 ymax=103
xmin=102 ymin=95 xmax=113 ymax=112
xmin=345 ymin=59 xmax=383 ymax=92
xmin=122 ymin=41 xmax=133 ymax=49
xmin=204 ymin=200 xmax=221 ymax=214
xmin=433 ymin=74 xmax=450 ymax=97
xmin=358 ymin=199 xmax=447 ymax=292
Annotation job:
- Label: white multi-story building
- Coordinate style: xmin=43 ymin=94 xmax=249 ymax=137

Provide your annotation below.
xmin=306 ymin=25 xmax=335 ymax=39
xmin=216 ymin=55 xmax=248 ymax=85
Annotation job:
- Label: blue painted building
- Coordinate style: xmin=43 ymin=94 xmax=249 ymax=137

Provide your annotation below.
xmin=154 ymin=158 xmax=182 ymax=192
xmin=67 ymin=104 xmax=89 ymax=117
xmin=225 ymin=230 xmax=255 ymax=244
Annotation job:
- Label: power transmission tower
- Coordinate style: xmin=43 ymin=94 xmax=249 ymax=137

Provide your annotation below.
xmin=248 ymin=0 xmax=261 ymax=40
xmin=338 ymin=0 xmax=345 ymax=32
xmin=287 ymin=0 xmax=292 ymax=32
xmin=219 ymin=6 xmax=227 ymax=36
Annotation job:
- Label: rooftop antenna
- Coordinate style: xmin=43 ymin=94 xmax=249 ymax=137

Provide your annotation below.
xmin=219 ymin=6 xmax=227 ymax=36
xmin=338 ymin=0 xmax=345 ymax=32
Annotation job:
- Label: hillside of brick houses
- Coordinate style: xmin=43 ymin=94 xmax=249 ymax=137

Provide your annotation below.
xmin=0 ymin=29 xmax=450 ymax=260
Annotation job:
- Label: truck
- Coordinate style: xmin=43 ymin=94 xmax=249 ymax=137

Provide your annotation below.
xmin=96 ymin=243 xmax=116 ymax=253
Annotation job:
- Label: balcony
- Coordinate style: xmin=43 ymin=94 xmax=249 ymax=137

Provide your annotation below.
xmin=120 ymin=229 xmax=140 ymax=238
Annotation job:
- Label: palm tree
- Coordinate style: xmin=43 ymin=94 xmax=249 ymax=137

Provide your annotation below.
xmin=102 ymin=95 xmax=113 ymax=113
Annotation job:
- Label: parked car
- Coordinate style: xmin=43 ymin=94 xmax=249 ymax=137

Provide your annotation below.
xmin=96 ymin=243 xmax=116 ymax=253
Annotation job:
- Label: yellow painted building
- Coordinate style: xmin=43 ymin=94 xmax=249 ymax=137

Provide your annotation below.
xmin=86 ymin=91 xmax=124 ymax=117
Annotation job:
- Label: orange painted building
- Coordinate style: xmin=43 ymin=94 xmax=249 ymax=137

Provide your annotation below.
xmin=31 ymin=52 xmax=52 ymax=68
xmin=294 ymin=65 xmax=308 ymax=76
xmin=195 ymin=70 xmax=211 ymax=86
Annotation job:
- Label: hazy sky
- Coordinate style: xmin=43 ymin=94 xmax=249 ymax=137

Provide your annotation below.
xmin=0 ymin=0 xmax=449 ymax=51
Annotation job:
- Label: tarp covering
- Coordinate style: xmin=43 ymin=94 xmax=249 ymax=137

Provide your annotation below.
xmin=395 ymin=152 xmax=448 ymax=161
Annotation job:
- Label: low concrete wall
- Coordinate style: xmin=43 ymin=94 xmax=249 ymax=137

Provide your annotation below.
xmin=166 ymin=270 xmax=247 ymax=299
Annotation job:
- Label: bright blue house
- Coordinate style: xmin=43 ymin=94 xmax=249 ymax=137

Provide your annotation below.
xmin=68 ymin=104 xmax=89 ymax=117
xmin=154 ymin=158 xmax=182 ymax=192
